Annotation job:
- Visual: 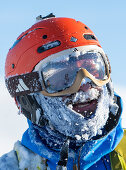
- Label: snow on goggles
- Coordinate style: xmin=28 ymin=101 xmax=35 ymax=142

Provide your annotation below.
xmin=5 ymin=49 xmax=110 ymax=97
xmin=40 ymin=50 xmax=110 ymax=96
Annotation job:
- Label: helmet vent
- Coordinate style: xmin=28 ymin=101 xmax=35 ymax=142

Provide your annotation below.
xmin=70 ymin=37 xmax=78 ymax=42
xmin=10 ymin=39 xmax=22 ymax=50
xmin=42 ymin=35 xmax=47 ymax=39
xmin=12 ymin=64 xmax=15 ymax=69
xmin=84 ymin=34 xmax=96 ymax=40
xmin=37 ymin=40 xmax=61 ymax=53
xmin=85 ymin=26 xmax=88 ymax=30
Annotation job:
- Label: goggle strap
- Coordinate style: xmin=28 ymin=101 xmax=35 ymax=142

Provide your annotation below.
xmin=6 ymin=69 xmax=110 ymax=98
xmin=5 ymin=71 xmax=43 ymax=97
xmin=17 ymin=94 xmax=48 ymax=126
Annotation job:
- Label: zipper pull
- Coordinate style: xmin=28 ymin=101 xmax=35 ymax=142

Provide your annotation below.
xmin=56 ymin=139 xmax=70 ymax=170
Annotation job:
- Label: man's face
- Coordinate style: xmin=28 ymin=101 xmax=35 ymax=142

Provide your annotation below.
xmin=34 ymin=47 xmax=113 ymax=141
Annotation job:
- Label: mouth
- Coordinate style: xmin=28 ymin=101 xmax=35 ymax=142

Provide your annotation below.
xmin=63 ymin=86 xmax=101 ymax=118
xmin=72 ymin=99 xmax=98 ymax=118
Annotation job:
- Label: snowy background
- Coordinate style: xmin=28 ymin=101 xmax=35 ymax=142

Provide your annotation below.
xmin=0 ymin=0 xmax=126 ymax=156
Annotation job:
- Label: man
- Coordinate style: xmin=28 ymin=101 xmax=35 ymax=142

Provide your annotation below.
xmin=1 ymin=14 xmax=126 ymax=169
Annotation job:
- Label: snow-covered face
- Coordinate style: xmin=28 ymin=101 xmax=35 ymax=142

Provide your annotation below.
xmin=34 ymin=78 xmax=112 ymax=141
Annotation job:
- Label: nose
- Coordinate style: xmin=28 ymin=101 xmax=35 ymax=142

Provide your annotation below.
xmin=79 ymin=83 xmax=91 ymax=92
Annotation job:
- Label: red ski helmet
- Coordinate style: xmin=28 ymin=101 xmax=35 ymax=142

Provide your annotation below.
xmin=5 ymin=15 xmax=111 ymax=98
xmin=5 ymin=17 xmax=102 ymax=77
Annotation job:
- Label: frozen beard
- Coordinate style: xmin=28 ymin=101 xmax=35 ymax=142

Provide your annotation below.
xmin=34 ymin=84 xmax=111 ymax=142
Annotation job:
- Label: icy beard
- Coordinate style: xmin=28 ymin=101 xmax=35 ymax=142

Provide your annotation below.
xmin=34 ymin=85 xmax=111 ymax=142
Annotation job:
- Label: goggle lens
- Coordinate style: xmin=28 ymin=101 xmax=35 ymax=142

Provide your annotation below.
xmin=42 ymin=52 xmax=107 ymax=93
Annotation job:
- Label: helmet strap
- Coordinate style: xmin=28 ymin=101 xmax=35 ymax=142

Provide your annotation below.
xmin=17 ymin=94 xmax=48 ymax=126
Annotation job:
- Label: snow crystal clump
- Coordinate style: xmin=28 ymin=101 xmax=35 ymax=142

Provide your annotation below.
xmin=72 ymin=88 xmax=99 ymax=103
xmin=14 ymin=141 xmax=48 ymax=170
xmin=34 ymin=85 xmax=110 ymax=141
xmin=35 ymin=108 xmax=41 ymax=124
xmin=109 ymin=100 xmax=119 ymax=115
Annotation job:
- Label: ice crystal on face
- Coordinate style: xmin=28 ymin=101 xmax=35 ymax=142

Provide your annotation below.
xmin=35 ymin=108 xmax=41 ymax=124
xmin=110 ymin=102 xmax=119 ymax=115
xmin=67 ymin=104 xmax=73 ymax=109
xmin=82 ymin=133 xmax=89 ymax=141
xmin=34 ymin=84 xmax=111 ymax=141
xmin=72 ymin=88 xmax=100 ymax=103
xmin=81 ymin=78 xmax=92 ymax=85
xmin=75 ymin=135 xmax=81 ymax=140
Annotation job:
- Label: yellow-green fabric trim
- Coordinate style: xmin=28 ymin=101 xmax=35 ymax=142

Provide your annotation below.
xmin=110 ymin=150 xmax=126 ymax=170
xmin=115 ymin=129 xmax=126 ymax=161
xmin=15 ymin=150 xmax=20 ymax=162
xmin=110 ymin=129 xmax=126 ymax=170
xmin=37 ymin=166 xmax=41 ymax=170
xmin=15 ymin=149 xmax=48 ymax=170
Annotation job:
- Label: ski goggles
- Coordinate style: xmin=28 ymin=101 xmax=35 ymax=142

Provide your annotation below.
xmin=40 ymin=49 xmax=110 ymax=97
xmin=5 ymin=48 xmax=111 ymax=97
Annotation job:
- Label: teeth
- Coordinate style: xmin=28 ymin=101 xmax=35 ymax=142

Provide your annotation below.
xmin=78 ymin=103 xmax=89 ymax=108
xmin=78 ymin=105 xmax=84 ymax=108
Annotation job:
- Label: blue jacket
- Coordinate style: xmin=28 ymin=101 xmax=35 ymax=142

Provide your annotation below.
xmin=21 ymin=94 xmax=124 ymax=169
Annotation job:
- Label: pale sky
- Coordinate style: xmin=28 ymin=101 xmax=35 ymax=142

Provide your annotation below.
xmin=1 ymin=0 xmax=126 ymax=85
